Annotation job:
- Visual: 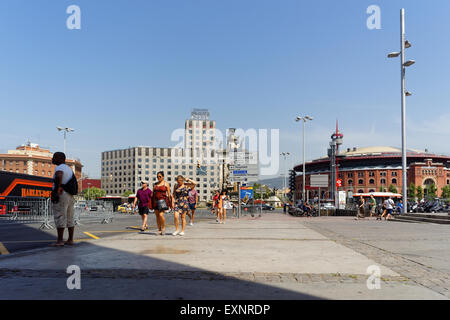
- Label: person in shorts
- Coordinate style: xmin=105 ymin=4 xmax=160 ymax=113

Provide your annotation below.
xmin=187 ymin=184 xmax=198 ymax=226
xmin=368 ymin=195 xmax=377 ymax=218
xmin=51 ymin=152 xmax=76 ymax=247
xmin=133 ymin=181 xmax=152 ymax=231
xmin=381 ymin=197 xmax=395 ymax=220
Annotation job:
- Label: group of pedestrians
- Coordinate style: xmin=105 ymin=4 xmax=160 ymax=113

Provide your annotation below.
xmin=212 ymin=189 xmax=232 ymax=224
xmin=356 ymin=195 xmax=395 ymax=221
xmin=132 ymin=171 xmax=199 ymax=236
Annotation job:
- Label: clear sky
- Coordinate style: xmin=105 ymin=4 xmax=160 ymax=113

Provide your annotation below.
xmin=1 ymin=0 xmax=449 ymax=178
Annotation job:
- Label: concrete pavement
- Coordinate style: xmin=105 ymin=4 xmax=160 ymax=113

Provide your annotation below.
xmin=0 ymin=213 xmax=447 ymax=299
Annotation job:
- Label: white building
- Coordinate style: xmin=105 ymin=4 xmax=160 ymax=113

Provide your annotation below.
xmin=101 ymin=110 xmax=221 ymax=202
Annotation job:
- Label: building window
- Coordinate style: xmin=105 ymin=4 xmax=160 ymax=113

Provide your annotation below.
xmin=392 ymin=178 xmax=397 ymax=184
xmin=348 ymin=179 xmax=353 ymax=185
xmin=347 ymin=173 xmax=353 ymax=178
xmin=369 ymin=179 xmax=375 ymax=185
xmin=358 ymin=179 xmax=364 ymax=185
xmin=380 ymin=178 xmax=386 ymax=185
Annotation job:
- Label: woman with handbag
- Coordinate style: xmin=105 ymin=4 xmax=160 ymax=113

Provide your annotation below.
xmin=172 ymin=175 xmax=196 ymax=236
xmin=152 ymin=171 xmax=172 ymax=235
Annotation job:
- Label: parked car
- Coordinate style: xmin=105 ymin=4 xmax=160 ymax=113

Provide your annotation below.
xmin=261 ymin=204 xmax=275 ymax=211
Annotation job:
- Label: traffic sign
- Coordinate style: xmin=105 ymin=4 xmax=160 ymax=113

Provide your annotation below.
xmin=336 ymin=179 xmax=342 ymax=187
xmin=310 ymin=174 xmax=328 ymax=188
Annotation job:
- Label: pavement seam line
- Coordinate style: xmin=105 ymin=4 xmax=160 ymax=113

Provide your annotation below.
xmin=0 ymin=242 xmax=9 ymax=255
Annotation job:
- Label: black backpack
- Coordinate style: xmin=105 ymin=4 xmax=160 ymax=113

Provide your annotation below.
xmin=62 ymin=171 xmax=78 ymax=195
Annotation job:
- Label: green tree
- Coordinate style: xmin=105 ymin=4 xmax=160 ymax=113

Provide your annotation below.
xmin=388 ymin=184 xmax=398 ymax=194
xmin=425 ymin=184 xmax=437 ymax=200
xmin=416 ymin=185 xmax=423 ymax=200
xmin=441 ymin=185 xmax=450 ymax=200
xmin=122 ymin=190 xmax=133 ymax=197
xmin=83 ymin=187 xmax=106 ymax=200
xmin=253 ymin=184 xmax=272 ymax=200
xmin=379 ymin=186 xmax=386 ymax=192
xmin=408 ymin=183 xmax=416 ymax=200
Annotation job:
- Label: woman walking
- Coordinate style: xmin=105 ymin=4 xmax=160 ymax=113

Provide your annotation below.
xmin=172 ymin=176 xmax=196 ymax=236
xmin=218 ymin=190 xmax=229 ymax=224
xmin=152 ymin=172 xmax=172 ymax=235
xmin=132 ymin=180 xmax=152 ymax=231
xmin=212 ymin=190 xmax=220 ymax=222
xmin=187 ymin=184 xmax=198 ymax=226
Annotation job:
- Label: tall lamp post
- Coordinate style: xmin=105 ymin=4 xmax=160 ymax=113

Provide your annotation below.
xmin=295 ymin=115 xmax=313 ymax=202
xmin=280 ymin=152 xmax=290 ymax=200
xmin=57 ymin=127 xmax=75 ymax=155
xmin=387 ymin=8 xmax=415 ymax=214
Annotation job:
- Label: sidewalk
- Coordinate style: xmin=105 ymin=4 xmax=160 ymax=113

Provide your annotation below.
xmin=0 ymin=214 xmax=446 ymax=299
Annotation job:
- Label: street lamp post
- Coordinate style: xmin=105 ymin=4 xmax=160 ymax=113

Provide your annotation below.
xmin=295 ymin=116 xmax=313 ymax=202
xmin=56 ymin=127 xmax=75 ymax=155
xmin=280 ymin=152 xmax=290 ymax=200
xmin=387 ymin=8 xmax=415 ymax=214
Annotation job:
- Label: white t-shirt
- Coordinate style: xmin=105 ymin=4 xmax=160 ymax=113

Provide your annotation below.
xmin=53 ymin=164 xmax=74 ymax=186
xmin=384 ymin=199 xmax=394 ymax=210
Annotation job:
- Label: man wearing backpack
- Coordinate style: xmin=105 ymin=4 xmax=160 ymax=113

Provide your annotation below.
xmin=51 ymin=152 xmax=78 ymax=247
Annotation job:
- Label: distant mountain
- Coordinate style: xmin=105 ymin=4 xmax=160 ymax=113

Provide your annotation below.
xmin=258 ymin=176 xmax=285 ymax=189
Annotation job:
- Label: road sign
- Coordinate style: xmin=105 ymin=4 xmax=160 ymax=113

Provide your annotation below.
xmin=310 ymin=175 xmax=328 ymax=188
xmin=336 ymin=179 xmax=342 ymax=187
xmin=229 ymin=164 xmax=258 ymax=183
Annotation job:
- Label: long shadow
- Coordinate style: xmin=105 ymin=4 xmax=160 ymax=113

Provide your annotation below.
xmin=0 ymin=220 xmax=322 ymax=300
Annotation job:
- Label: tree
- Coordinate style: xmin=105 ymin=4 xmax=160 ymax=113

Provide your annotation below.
xmin=425 ymin=184 xmax=437 ymax=200
xmin=408 ymin=183 xmax=416 ymax=200
xmin=83 ymin=187 xmax=106 ymax=200
xmin=441 ymin=185 xmax=450 ymax=200
xmin=379 ymin=186 xmax=386 ymax=192
xmin=416 ymin=185 xmax=423 ymax=201
xmin=388 ymin=184 xmax=398 ymax=194
xmin=122 ymin=190 xmax=133 ymax=197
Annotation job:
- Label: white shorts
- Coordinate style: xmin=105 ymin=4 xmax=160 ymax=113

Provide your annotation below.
xmin=53 ymin=191 xmax=75 ymax=228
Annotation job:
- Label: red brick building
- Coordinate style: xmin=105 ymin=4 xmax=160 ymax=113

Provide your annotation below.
xmin=80 ymin=178 xmax=102 ymax=191
xmin=294 ymin=146 xmax=450 ymax=200
xmin=0 ymin=142 xmax=83 ymax=190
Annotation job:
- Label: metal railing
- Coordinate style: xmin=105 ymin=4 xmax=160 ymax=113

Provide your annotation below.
xmin=74 ymin=200 xmax=114 ymax=225
xmin=0 ymin=197 xmax=115 ymax=228
xmin=0 ymin=197 xmax=53 ymax=229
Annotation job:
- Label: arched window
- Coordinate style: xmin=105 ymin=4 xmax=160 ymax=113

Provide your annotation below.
xmin=369 ymin=189 xmax=375 ymax=193
xmin=358 ymin=189 xmax=364 ymax=193
xmin=380 ymin=178 xmax=386 ymax=185
xmin=392 ymin=178 xmax=397 ymax=184
xmin=369 ymin=179 xmax=375 ymax=184
xmin=348 ymin=179 xmax=353 ymax=185
xmin=358 ymin=179 xmax=364 ymax=185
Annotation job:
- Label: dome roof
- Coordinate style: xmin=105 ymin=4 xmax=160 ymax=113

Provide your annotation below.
xmin=341 ymin=146 xmax=432 ymax=156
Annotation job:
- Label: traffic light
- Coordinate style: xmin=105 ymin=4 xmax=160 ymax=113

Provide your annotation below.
xmin=288 ymin=169 xmax=296 ymax=200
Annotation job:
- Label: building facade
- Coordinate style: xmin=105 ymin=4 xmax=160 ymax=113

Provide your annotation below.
xmin=0 ymin=142 xmax=83 ymax=188
xmin=101 ymin=110 xmax=221 ymax=202
xmin=294 ymin=146 xmax=450 ymax=201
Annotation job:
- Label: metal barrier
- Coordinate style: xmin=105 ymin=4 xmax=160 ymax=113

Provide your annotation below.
xmin=0 ymin=197 xmax=53 ymax=229
xmin=74 ymin=200 xmax=114 ymax=225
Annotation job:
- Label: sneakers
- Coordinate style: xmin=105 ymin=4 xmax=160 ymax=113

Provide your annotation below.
xmin=179 ymin=231 xmax=185 ymax=236
xmin=216 ymin=219 xmax=219 ymax=222
xmin=189 ymin=222 xmax=193 ymax=226
xmin=172 ymin=230 xmax=180 ymax=236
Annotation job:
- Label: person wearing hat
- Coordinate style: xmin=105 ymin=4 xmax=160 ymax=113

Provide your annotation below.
xmin=133 ymin=180 xmax=153 ymax=231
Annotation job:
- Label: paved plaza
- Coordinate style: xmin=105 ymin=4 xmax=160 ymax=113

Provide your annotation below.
xmin=0 ymin=213 xmax=449 ymax=299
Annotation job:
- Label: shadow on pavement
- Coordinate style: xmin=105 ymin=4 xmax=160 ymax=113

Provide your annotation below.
xmin=0 ymin=222 xmax=321 ymax=300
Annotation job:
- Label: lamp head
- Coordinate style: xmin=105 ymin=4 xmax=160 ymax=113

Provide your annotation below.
xmin=387 ymin=52 xmax=401 ymax=58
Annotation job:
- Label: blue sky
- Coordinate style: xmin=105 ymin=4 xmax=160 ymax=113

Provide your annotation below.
xmin=1 ymin=0 xmax=449 ymax=178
